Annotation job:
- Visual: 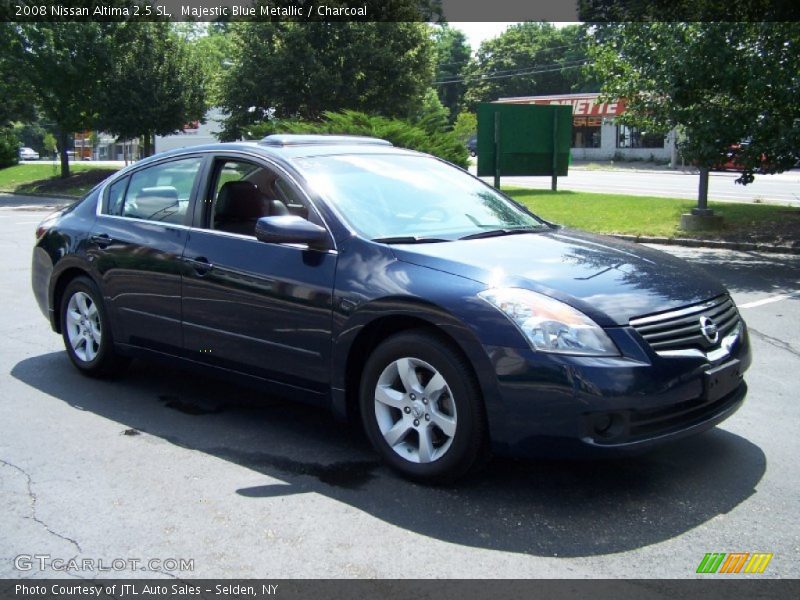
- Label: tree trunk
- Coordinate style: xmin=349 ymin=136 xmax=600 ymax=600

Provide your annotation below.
xmin=692 ymin=167 xmax=713 ymax=215
xmin=669 ymin=131 xmax=679 ymax=170
xmin=143 ymin=132 xmax=153 ymax=158
xmin=58 ymin=131 xmax=70 ymax=179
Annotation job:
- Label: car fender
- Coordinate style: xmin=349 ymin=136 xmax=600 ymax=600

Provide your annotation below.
xmin=330 ymin=294 xmax=506 ymax=436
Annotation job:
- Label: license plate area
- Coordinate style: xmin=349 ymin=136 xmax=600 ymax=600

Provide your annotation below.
xmin=705 ymin=359 xmax=743 ymax=402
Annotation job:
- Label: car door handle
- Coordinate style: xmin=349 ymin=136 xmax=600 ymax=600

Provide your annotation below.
xmin=185 ymin=256 xmax=213 ymax=275
xmin=89 ymin=233 xmax=113 ymax=248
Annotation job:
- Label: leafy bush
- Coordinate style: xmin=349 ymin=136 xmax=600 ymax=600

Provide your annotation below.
xmin=410 ymin=89 xmax=450 ymax=135
xmin=0 ymin=128 xmax=20 ymax=169
xmin=452 ymin=111 xmax=477 ymax=144
xmin=246 ymin=110 xmax=470 ymax=169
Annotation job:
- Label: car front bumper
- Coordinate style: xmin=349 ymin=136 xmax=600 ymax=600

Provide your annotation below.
xmin=483 ymin=323 xmax=752 ymax=458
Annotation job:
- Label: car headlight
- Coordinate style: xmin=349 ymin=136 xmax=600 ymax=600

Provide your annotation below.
xmin=478 ymin=288 xmax=619 ymax=356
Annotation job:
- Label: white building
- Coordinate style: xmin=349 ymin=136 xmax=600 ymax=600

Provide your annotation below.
xmin=154 ymin=108 xmax=225 ymax=154
xmin=497 ymin=93 xmax=677 ymax=163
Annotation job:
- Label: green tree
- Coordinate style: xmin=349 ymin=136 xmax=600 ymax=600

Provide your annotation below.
xmin=218 ymin=22 xmax=434 ymax=140
xmin=0 ymin=128 xmax=20 ymax=168
xmin=43 ymin=132 xmax=57 ymax=157
xmin=6 ymin=23 xmax=111 ymax=177
xmin=590 ymin=22 xmax=800 ymax=212
xmin=97 ymin=23 xmax=206 ymax=157
xmin=187 ymin=24 xmax=236 ymax=107
xmin=432 ymin=24 xmax=471 ymax=120
xmin=464 ymin=23 xmax=596 ymax=109
xmin=0 ymin=24 xmax=35 ymax=128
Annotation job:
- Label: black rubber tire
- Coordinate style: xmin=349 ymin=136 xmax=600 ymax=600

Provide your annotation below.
xmin=359 ymin=330 xmax=489 ymax=484
xmin=60 ymin=276 xmax=129 ymax=378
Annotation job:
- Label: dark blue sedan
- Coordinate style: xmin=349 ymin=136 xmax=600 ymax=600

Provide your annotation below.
xmin=31 ymin=135 xmax=751 ymax=483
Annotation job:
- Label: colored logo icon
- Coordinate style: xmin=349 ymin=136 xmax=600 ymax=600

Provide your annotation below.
xmin=696 ymin=552 xmax=773 ymax=574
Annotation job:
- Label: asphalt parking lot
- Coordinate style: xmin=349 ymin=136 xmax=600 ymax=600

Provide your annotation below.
xmin=1 ymin=196 xmax=798 ymax=579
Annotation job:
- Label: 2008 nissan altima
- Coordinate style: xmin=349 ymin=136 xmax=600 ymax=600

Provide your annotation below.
xmin=32 ymin=135 xmax=751 ymax=482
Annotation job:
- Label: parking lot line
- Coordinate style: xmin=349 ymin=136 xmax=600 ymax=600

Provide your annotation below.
xmin=738 ymin=292 xmax=800 ymax=309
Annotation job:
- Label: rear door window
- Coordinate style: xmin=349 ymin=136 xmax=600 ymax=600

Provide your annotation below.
xmin=114 ymin=157 xmax=204 ymax=224
xmin=106 ymin=176 xmax=129 ymax=216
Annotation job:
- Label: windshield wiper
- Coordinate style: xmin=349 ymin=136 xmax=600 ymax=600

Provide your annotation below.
xmin=458 ymin=226 xmax=543 ymax=241
xmin=371 ymin=236 xmax=451 ymax=244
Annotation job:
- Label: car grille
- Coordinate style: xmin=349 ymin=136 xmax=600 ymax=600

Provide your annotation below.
xmin=629 ymin=295 xmax=740 ymax=352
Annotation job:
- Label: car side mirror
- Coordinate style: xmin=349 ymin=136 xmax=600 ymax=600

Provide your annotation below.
xmin=255 ymin=215 xmax=328 ymax=246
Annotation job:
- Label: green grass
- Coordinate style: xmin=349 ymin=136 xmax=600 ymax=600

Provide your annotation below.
xmin=0 ymin=163 xmax=120 ymax=197
xmin=505 ymin=188 xmax=800 ymax=243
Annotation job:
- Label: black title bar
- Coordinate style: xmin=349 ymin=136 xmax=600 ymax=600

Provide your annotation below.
xmin=1 ymin=0 xmax=800 ymax=22
xmin=2 ymin=580 xmax=800 ymax=600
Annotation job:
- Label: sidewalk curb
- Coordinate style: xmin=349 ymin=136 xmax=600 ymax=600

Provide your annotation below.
xmin=0 ymin=191 xmax=79 ymax=201
xmin=611 ymin=234 xmax=800 ymax=255
xmin=570 ymin=165 xmax=698 ymax=176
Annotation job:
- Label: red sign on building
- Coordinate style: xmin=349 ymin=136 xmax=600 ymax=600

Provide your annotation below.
xmin=498 ymin=93 xmax=625 ymax=117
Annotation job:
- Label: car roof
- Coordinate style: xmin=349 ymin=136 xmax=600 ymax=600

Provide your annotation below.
xmin=134 ymin=136 xmax=422 ymax=171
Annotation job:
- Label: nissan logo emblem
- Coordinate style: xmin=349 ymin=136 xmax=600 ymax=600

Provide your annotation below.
xmin=699 ymin=316 xmax=719 ymax=344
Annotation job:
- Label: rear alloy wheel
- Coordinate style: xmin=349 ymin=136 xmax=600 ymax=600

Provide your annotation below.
xmin=360 ymin=331 xmax=488 ymax=483
xmin=65 ymin=291 xmax=102 ymax=363
xmin=61 ymin=277 xmax=128 ymax=377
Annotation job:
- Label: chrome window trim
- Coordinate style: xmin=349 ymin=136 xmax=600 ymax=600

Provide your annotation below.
xmin=95 ymin=213 xmax=338 ymax=255
xmin=96 ymin=213 xmax=191 ymax=230
xmin=186 ymin=225 xmax=339 ymax=255
xmin=94 ymin=152 xmax=208 ymax=219
xmin=94 ymin=148 xmax=338 ymax=251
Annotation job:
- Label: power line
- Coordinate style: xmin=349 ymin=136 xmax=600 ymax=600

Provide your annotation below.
xmin=434 ymin=61 xmax=589 ymax=86
xmin=435 ymin=40 xmax=590 ymax=71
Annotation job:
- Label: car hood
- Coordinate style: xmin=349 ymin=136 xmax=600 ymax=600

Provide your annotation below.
xmin=390 ymin=228 xmax=727 ymax=326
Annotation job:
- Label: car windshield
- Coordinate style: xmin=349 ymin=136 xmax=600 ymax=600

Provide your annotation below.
xmin=293 ymin=154 xmax=545 ymax=241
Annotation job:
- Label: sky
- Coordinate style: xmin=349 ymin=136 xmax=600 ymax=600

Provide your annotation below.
xmin=452 ymin=22 xmax=574 ymax=52
xmin=451 ymin=22 xmax=518 ymax=50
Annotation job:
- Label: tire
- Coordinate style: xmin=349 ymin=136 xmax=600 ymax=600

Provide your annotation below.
xmin=359 ymin=330 xmax=489 ymax=484
xmin=60 ymin=276 xmax=129 ymax=378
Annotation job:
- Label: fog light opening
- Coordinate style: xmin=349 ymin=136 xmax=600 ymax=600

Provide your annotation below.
xmin=592 ymin=412 xmax=625 ymax=439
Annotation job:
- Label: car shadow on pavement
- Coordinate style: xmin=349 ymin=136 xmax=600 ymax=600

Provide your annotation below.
xmin=12 ymin=351 xmax=766 ymax=559
xmin=658 ymin=246 xmax=800 ymax=297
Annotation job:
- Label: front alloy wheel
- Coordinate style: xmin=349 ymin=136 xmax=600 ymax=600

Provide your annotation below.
xmin=374 ymin=357 xmax=458 ymax=464
xmin=360 ymin=330 xmax=488 ymax=484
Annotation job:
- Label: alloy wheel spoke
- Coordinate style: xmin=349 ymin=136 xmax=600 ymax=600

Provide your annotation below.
xmin=89 ymin=321 xmax=102 ymax=343
xmin=383 ymin=419 xmax=412 ymax=447
xmin=418 ymin=426 xmax=435 ymax=462
xmin=375 ymin=384 xmax=406 ymax=410
xmin=423 ymin=372 xmax=447 ymax=402
xmin=75 ymin=293 xmax=89 ymax=317
xmin=85 ymin=302 xmax=98 ymax=320
xmin=84 ymin=337 xmax=97 ymax=361
xmin=396 ymin=358 xmax=422 ymax=395
xmin=70 ymin=332 xmax=84 ymax=352
xmin=66 ymin=308 xmax=82 ymax=326
xmin=430 ymin=407 xmax=457 ymax=438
